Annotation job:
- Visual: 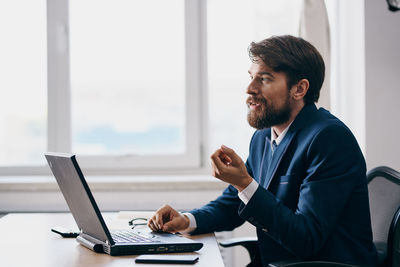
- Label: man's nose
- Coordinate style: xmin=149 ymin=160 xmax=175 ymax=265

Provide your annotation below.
xmin=246 ymin=79 xmax=258 ymax=95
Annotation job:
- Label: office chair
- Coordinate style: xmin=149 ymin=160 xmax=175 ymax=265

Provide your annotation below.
xmin=219 ymin=166 xmax=400 ymax=267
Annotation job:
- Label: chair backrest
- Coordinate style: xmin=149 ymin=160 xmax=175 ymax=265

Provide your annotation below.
xmin=367 ymin=166 xmax=400 ymax=266
xmin=389 ymin=207 xmax=400 ymax=267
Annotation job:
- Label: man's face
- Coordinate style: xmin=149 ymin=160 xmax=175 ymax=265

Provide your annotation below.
xmin=246 ymin=59 xmax=293 ymax=129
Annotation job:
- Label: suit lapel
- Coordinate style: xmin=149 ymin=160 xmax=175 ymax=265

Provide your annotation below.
xmin=265 ymin=129 xmax=296 ymax=189
xmin=258 ymin=135 xmax=272 ymax=187
xmin=262 ymin=104 xmax=318 ymax=190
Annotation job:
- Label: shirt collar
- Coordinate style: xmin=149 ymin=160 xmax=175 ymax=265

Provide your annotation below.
xmin=271 ymin=121 xmax=293 ymax=146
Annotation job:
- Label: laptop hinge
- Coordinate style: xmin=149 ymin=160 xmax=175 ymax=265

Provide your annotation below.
xmin=76 ymin=233 xmax=105 ymax=253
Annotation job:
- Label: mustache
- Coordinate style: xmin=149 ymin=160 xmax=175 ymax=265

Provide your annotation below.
xmin=246 ymin=96 xmax=267 ymax=106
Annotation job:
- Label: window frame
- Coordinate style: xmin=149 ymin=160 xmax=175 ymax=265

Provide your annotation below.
xmin=0 ymin=0 xmax=209 ymax=176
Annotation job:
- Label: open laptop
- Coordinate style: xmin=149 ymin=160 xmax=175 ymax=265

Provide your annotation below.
xmin=45 ymin=152 xmax=203 ymax=256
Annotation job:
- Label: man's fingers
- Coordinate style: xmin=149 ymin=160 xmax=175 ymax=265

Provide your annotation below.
xmin=210 ymin=150 xmax=228 ymax=175
xmin=216 ymin=149 xmax=232 ymax=165
xmin=154 ymin=211 xmax=164 ymax=230
xmin=210 ymin=160 xmax=221 ymax=178
xmin=210 ymin=146 xmax=252 ymax=189
xmin=148 ymin=217 xmax=159 ymax=231
xmin=221 ymin=145 xmax=242 ymax=165
xmin=149 ymin=204 xmax=174 ymax=231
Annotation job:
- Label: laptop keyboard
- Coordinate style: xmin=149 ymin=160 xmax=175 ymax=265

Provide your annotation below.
xmin=111 ymin=230 xmax=158 ymax=243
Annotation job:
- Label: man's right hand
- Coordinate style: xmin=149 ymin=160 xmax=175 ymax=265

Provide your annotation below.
xmin=147 ymin=204 xmax=190 ymax=233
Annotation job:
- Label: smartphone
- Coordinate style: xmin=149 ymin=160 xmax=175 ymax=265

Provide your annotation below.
xmin=51 ymin=226 xmax=79 ymax=238
xmin=135 ymin=255 xmax=199 ymax=264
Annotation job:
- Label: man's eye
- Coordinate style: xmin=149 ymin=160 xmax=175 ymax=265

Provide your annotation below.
xmin=261 ymin=77 xmax=270 ymax=82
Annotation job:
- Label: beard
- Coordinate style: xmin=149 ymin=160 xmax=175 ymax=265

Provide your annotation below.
xmin=246 ymin=95 xmax=292 ymax=130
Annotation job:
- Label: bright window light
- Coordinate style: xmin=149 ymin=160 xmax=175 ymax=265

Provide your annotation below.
xmin=69 ymin=0 xmax=185 ymax=155
xmin=207 ymin=0 xmax=302 ymax=159
xmin=0 ymin=0 xmax=47 ymax=166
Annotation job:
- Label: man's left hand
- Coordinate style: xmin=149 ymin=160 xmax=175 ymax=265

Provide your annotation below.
xmin=210 ymin=145 xmax=253 ymax=191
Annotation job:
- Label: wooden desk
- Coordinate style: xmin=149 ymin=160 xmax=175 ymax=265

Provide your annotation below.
xmin=0 ymin=213 xmax=225 ymax=267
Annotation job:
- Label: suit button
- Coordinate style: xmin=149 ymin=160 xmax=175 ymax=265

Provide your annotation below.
xmin=262 ymin=228 xmax=268 ymax=232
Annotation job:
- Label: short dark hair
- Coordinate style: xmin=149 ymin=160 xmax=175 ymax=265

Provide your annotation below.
xmin=248 ymin=35 xmax=325 ymax=104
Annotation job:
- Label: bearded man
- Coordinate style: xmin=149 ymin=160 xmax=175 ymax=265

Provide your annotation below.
xmin=148 ymin=35 xmax=377 ymax=267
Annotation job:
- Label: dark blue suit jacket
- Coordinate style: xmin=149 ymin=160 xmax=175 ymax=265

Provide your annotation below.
xmin=190 ymin=104 xmax=377 ymax=266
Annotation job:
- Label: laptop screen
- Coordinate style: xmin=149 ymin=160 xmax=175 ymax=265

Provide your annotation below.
xmin=45 ymin=153 xmax=113 ymax=244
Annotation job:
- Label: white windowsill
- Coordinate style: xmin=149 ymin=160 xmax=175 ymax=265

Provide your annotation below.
xmin=0 ymin=175 xmax=227 ymax=192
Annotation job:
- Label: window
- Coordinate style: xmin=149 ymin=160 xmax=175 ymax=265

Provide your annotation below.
xmin=207 ymin=0 xmax=301 ymax=160
xmin=69 ymin=0 xmax=185 ymax=156
xmin=1 ymin=0 xmax=303 ymax=175
xmin=0 ymin=0 xmax=47 ymax=167
xmin=65 ymin=0 xmax=201 ymax=170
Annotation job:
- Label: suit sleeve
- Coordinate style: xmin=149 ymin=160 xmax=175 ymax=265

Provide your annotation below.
xmin=189 ymin=184 xmax=246 ymax=235
xmin=238 ymin=124 xmax=367 ymax=258
xmin=188 ymin=133 xmax=259 ymax=235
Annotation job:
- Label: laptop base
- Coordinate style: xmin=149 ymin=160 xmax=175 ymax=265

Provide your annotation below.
xmin=77 ymin=234 xmax=203 ymax=256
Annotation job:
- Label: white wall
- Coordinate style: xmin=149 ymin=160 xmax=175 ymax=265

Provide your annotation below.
xmin=328 ymin=0 xmax=366 ymax=155
xmin=365 ymin=0 xmax=400 ymax=170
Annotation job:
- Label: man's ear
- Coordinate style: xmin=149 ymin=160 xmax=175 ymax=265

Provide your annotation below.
xmin=291 ymin=79 xmax=309 ymax=100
